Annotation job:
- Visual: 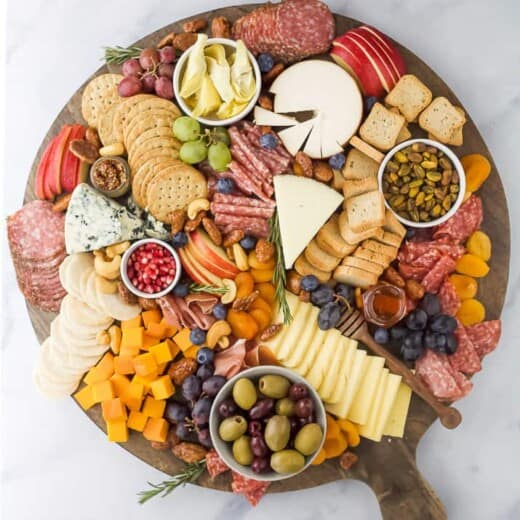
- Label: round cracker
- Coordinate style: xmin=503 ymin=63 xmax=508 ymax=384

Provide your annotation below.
xmin=122 ymin=97 xmax=181 ymax=137
xmin=127 ymin=126 xmax=181 ymax=157
xmin=136 ymin=157 xmax=183 ymax=209
xmin=124 ymin=109 xmax=178 ymax=144
xmin=132 ymin=156 xmax=172 ymax=207
xmin=129 ymin=137 xmax=180 ymax=169
xmin=130 ymin=147 xmax=180 ymax=180
xmin=81 ymin=73 xmax=123 ymax=128
xmin=97 ymin=105 xmax=118 ymax=146
xmin=147 ymin=164 xmax=208 ymax=222
xmin=111 ymin=94 xmax=157 ymax=143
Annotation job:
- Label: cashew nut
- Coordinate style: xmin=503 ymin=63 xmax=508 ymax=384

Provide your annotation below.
xmin=187 ymin=198 xmax=210 ymax=220
xmin=232 ymin=243 xmax=249 ymax=271
xmin=94 ymin=254 xmax=121 ymax=280
xmin=217 ymin=336 xmax=230 ymax=349
xmin=99 ymin=142 xmax=125 ymax=157
xmin=96 ymin=329 xmax=110 ymax=346
xmin=93 ymin=249 xmax=105 ymax=257
xmin=95 ymin=274 xmax=119 ymax=294
xmin=108 ymin=325 xmax=122 ymax=354
xmin=206 ymin=320 xmax=232 ymax=348
xmin=105 ymin=241 xmax=130 ymax=259
xmin=220 ymin=279 xmax=237 ymax=304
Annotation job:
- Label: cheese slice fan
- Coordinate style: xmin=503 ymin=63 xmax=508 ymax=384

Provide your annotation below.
xmin=180 ymin=34 xmax=208 ymax=98
xmin=277 ymin=118 xmax=316 ymax=156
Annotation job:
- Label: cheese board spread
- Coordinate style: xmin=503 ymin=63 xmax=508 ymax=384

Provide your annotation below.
xmin=10 ymin=2 xmax=509 ymax=517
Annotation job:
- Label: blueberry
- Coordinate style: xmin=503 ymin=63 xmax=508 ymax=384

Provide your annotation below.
xmin=196 ymin=347 xmax=214 ymax=365
xmin=364 ymin=96 xmax=379 ymax=114
xmin=445 ymin=333 xmax=458 ymax=354
xmin=239 ymin=235 xmax=257 ymax=250
xmin=310 ymin=284 xmax=334 ymax=307
xmin=405 ymin=330 xmax=424 ymax=349
xmin=328 ymin=153 xmax=346 ymax=170
xmin=406 ymin=309 xmax=428 ymax=330
xmin=335 ymin=283 xmax=355 ymax=305
xmin=317 ymin=302 xmax=341 ymax=330
xmin=196 ymin=363 xmax=214 ymax=381
xmin=390 ymin=325 xmax=408 ymax=340
xmin=432 ymin=333 xmax=447 ymax=353
xmin=212 ymin=302 xmax=227 ymax=320
xmin=401 ymin=343 xmax=424 ymax=362
xmin=171 ymin=231 xmax=187 ymax=248
xmin=424 ymin=331 xmax=437 ymax=350
xmin=173 ymin=282 xmax=189 ymax=297
xmin=405 ymin=227 xmax=416 ymax=240
xmin=374 ymin=327 xmax=390 ymax=344
xmin=429 ymin=314 xmax=457 ymax=334
xmin=257 ymin=53 xmax=274 ymax=73
xmin=190 ymin=327 xmax=206 ymax=345
xmin=216 ymin=177 xmax=235 ymax=194
xmin=259 ymin=133 xmax=277 ymax=150
xmin=300 ymin=275 xmax=319 ymax=292
xmin=419 ymin=293 xmax=441 ymax=317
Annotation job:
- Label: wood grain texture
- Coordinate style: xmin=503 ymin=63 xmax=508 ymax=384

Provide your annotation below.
xmin=21 ymin=5 xmax=510 ymax=519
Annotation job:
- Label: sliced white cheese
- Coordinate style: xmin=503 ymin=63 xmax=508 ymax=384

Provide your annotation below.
xmin=274 ymin=176 xmax=343 ymax=269
xmin=262 ymin=292 xmax=300 ymax=355
xmin=369 ymin=373 xmax=402 ymax=442
xmin=277 ymin=118 xmax=316 ymax=156
xmin=283 ymin=306 xmax=321 ymax=367
xmin=303 ymin=115 xmax=322 ymax=158
xmin=383 ymin=382 xmax=412 ymax=438
xmin=359 ymin=368 xmax=389 ymax=439
xmin=276 ymin=302 xmax=313 ymax=361
xmin=327 ymin=337 xmax=357 ymax=404
xmin=305 ymin=330 xmax=340 ymax=390
xmin=294 ymin=325 xmax=328 ymax=377
xmin=319 ymin=335 xmax=348 ymax=403
xmin=253 ymin=106 xmax=298 ymax=127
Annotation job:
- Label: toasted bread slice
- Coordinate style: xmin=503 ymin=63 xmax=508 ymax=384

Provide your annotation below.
xmin=354 ymin=247 xmax=393 ymax=267
xmin=343 ymin=176 xmax=379 ymax=200
xmin=342 ymin=148 xmax=379 ymax=180
xmin=375 ymin=231 xmax=403 ymax=249
xmin=338 ymin=210 xmax=383 ymax=245
xmin=345 ymin=191 xmax=386 ymax=233
xmin=429 ymin=106 xmax=465 ymax=146
xmin=383 ymin=209 xmax=406 ymax=239
xmin=349 ymin=136 xmax=385 ymax=164
xmin=304 ymin=239 xmax=341 ymax=272
xmin=396 ymin=123 xmax=412 ymax=144
xmin=418 ymin=97 xmax=466 ymax=144
xmin=342 ymin=256 xmax=384 ymax=276
xmin=294 ymin=254 xmax=331 ymax=283
xmin=333 ymin=265 xmax=379 ymax=289
xmin=362 ymin=239 xmax=399 ymax=259
xmin=359 ymin=103 xmax=406 ymax=151
xmin=316 ymin=215 xmax=357 ymax=257
xmin=331 ymin=169 xmax=345 ymax=191
xmin=385 ymin=74 xmax=433 ymax=122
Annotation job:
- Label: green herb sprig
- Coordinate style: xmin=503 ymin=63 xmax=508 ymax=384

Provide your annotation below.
xmin=138 ymin=461 xmax=206 ymax=504
xmin=103 ymin=45 xmax=143 ymax=64
xmin=269 ymin=210 xmax=292 ymax=325
xmin=189 ymin=283 xmax=228 ymax=295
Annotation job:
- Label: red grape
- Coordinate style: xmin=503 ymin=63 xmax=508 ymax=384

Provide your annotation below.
xmin=158 ymin=63 xmax=174 ymax=79
xmin=141 ymin=73 xmax=156 ymax=93
xmin=122 ymin=58 xmax=143 ymax=77
xmin=118 ymin=76 xmax=143 ymax=97
xmin=139 ymin=47 xmax=160 ymax=70
xmin=159 ymin=46 xmax=176 ymax=64
xmin=155 ymin=76 xmax=174 ymax=99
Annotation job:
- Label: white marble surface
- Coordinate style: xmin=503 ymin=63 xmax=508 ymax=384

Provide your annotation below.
xmin=2 ymin=0 xmax=520 ymax=518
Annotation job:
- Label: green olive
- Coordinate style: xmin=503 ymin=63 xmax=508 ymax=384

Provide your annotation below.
xmin=258 ymin=375 xmax=291 ymax=399
xmin=270 ymin=450 xmax=305 ymax=474
xmin=232 ymin=378 xmax=257 ymax=410
xmin=294 ymin=423 xmax=323 ymax=456
xmin=264 ymin=415 xmax=290 ymax=452
xmin=219 ymin=415 xmax=247 ymax=442
xmin=232 ymin=435 xmax=254 ymax=466
xmin=275 ymin=397 xmax=296 ymax=416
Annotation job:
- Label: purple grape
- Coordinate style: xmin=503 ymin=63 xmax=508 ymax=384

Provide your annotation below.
xmin=182 ymin=375 xmax=202 ymax=401
xmin=122 ymin=58 xmax=143 ymax=77
xmin=159 ymin=46 xmax=176 ymax=64
xmin=248 ymin=420 xmax=263 ymax=437
xmin=118 ymin=76 xmax=142 ymax=97
xmin=158 ymin=63 xmax=174 ymax=79
xmin=197 ymin=363 xmax=214 ymax=381
xmin=218 ymin=398 xmax=238 ymax=418
xmin=141 ymin=73 xmax=156 ymax=93
xmin=192 ymin=396 xmax=212 ymax=426
xmin=289 ymin=417 xmax=301 ymax=437
xmin=175 ymin=421 xmax=192 ymax=441
xmin=164 ymin=401 xmax=189 ymax=424
xmin=139 ymin=48 xmax=160 ymax=70
xmin=155 ymin=76 xmax=174 ymax=99
xmin=197 ymin=428 xmax=213 ymax=448
xmin=251 ymin=457 xmax=270 ymax=474
xmin=202 ymin=375 xmax=226 ymax=398
xmin=250 ymin=436 xmax=269 ymax=457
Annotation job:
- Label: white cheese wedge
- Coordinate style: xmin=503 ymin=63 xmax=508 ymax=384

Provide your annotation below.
xmin=283 ymin=306 xmax=321 ymax=367
xmin=327 ymin=338 xmax=357 ymax=404
xmin=270 ymin=60 xmax=363 ymax=158
xmin=383 ymin=382 xmax=412 ymax=438
xmin=253 ymin=106 xmax=298 ymax=127
xmin=303 ymin=115 xmax=322 ymax=158
xmin=274 ymin=176 xmax=343 ymax=268
xmin=277 ymin=118 xmax=316 ymax=156
xmin=359 ymin=368 xmax=389 ymax=439
xmin=369 ymin=373 xmax=402 ymax=442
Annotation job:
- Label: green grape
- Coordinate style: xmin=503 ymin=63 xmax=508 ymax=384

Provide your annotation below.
xmin=212 ymin=127 xmax=231 ymax=147
xmin=180 ymin=141 xmax=208 ymax=164
xmin=208 ymin=142 xmax=232 ymax=172
xmin=173 ymin=116 xmax=201 ymax=142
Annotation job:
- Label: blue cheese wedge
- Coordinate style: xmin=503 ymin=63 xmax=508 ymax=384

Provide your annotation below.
xmin=65 ymin=183 xmax=145 ymax=254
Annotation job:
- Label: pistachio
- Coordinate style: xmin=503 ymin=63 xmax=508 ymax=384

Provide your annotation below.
xmin=421 ymin=160 xmax=438 ymax=170
xmin=409 ymin=179 xmax=424 ymax=188
xmin=413 ymin=164 xmax=426 ymax=178
xmin=441 ymin=169 xmax=452 ymax=185
xmin=442 ymin=195 xmax=452 ymax=211
xmin=409 ymin=186 xmax=419 ymax=198
xmin=426 ymin=171 xmax=442 ymax=182
xmin=408 ymin=152 xmax=423 ymax=163
xmin=439 ymin=157 xmax=452 ymax=170
xmin=415 ymin=191 xmax=426 ymax=206
xmin=394 ymin=151 xmax=408 ymax=163
xmin=412 ymin=142 xmax=426 ymax=152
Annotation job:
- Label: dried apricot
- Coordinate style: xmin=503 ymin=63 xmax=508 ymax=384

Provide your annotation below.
xmin=455 ymin=254 xmax=489 ymax=278
xmin=248 ymin=250 xmax=275 ymax=270
xmin=311 ymin=447 xmax=327 ymax=466
xmin=226 ymin=310 xmax=259 ymax=340
xmin=461 ymin=154 xmax=491 ymax=193
xmin=456 ymin=298 xmax=485 ymax=326
xmin=323 ymin=431 xmax=348 ymax=458
xmin=251 ymin=268 xmax=275 ymax=283
xmin=256 ymin=282 xmax=276 ymax=303
xmin=249 ymin=308 xmax=272 ymax=332
xmin=449 ymin=274 xmax=478 ymax=300
xmin=235 ymin=272 xmax=255 ymax=299
xmin=249 ymin=296 xmax=273 ymax=317
xmin=466 ymin=230 xmax=491 ymax=261
xmin=336 ymin=419 xmax=360 ymax=447
xmin=325 ymin=414 xmax=340 ymax=439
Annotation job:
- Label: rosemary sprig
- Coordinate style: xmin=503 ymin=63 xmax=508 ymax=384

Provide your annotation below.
xmin=189 ymin=283 xmax=228 ymax=295
xmin=138 ymin=461 xmax=206 ymax=504
xmin=103 ymin=45 xmax=143 ymax=64
xmin=269 ymin=210 xmax=292 ymax=324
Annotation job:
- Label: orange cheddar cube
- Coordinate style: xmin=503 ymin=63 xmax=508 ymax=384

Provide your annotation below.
xmin=84 ymin=352 xmax=115 ymax=385
xmin=119 ymin=344 xmax=140 ymax=358
xmin=132 ymin=373 xmax=158 ymax=393
xmin=141 ymin=334 xmax=158 ymax=351
xmin=121 ymin=327 xmax=144 ymax=351
xmin=109 ymin=373 xmax=131 ymax=397
xmin=150 ymin=375 xmax=175 ymax=400
xmin=121 ymin=380 xmax=145 ymax=411
xmin=107 ymin=419 xmax=128 ymax=442
xmin=92 ymin=380 xmax=115 ymax=403
xmin=142 ymin=309 xmax=162 ymax=328
xmin=146 ymin=321 xmax=169 ymax=340
xmin=101 ymin=398 xmax=127 ymax=422
xmin=143 ymin=417 xmax=169 ymax=442
xmin=142 ymin=396 xmax=166 ymax=418
xmin=150 ymin=341 xmax=174 ymax=365
xmin=74 ymin=385 xmax=96 ymax=411
xmin=161 ymin=318 xmax=178 ymax=337
xmin=114 ymin=355 xmax=135 ymax=375
xmin=157 ymin=363 xmax=167 ymax=375
xmin=121 ymin=316 xmax=142 ymax=330
xmin=173 ymin=328 xmax=193 ymax=352
xmin=133 ymin=352 xmax=158 ymax=376
xmin=127 ymin=411 xmax=148 ymax=432
xmin=165 ymin=338 xmax=180 ymax=359
xmin=184 ymin=345 xmax=200 ymax=359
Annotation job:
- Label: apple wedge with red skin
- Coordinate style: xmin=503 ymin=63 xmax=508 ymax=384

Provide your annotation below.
xmin=178 ymin=245 xmax=223 ymax=286
xmin=35 ymin=136 xmax=58 ymax=200
xmin=61 ymin=124 xmax=86 ymax=193
xmin=48 ymin=125 xmax=72 ymax=196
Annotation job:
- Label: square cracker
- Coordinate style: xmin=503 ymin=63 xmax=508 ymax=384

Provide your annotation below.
xmin=359 ymin=103 xmax=406 ymax=151
xmin=345 ymin=190 xmax=386 ymax=233
xmin=342 ymin=148 xmax=379 ymax=180
xmin=419 ymin=97 xmax=466 ymax=143
xmin=429 ymin=106 xmax=465 ymax=146
xmin=385 ymin=74 xmax=433 ymax=122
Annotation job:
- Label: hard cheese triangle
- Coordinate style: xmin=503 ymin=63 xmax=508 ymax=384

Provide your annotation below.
xmin=277 ymin=118 xmax=316 ymax=156
xmin=274 ymin=176 xmax=343 ymax=269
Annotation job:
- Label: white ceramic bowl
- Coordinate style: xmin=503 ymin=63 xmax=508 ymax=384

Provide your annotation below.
xmin=172 ymin=37 xmax=261 ymax=126
xmin=120 ymin=238 xmax=182 ymax=299
xmin=377 ymin=138 xmax=466 ymax=228
xmin=209 ymin=366 xmax=327 ymax=482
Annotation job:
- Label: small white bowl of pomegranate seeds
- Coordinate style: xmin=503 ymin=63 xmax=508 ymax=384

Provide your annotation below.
xmin=121 ymin=238 xmax=182 ymax=299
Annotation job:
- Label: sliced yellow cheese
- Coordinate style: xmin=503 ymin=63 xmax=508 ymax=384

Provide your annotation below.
xmin=320 ymin=336 xmax=349 ymax=403
xmin=305 ymin=330 xmax=341 ymax=390
xmin=283 ymin=306 xmax=319 ymax=366
xmin=276 ymin=302 xmax=313 ymax=361
xmin=327 ymin=338 xmax=357 ymax=404
xmin=383 ymin=382 xmax=412 ymax=438
xmin=359 ymin=368 xmax=388 ymax=440
xmin=347 ymin=356 xmax=386 ymax=425
xmin=326 ymin=348 xmax=367 ymax=418
xmin=370 ymin=373 xmax=402 ymax=442
xmin=263 ymin=293 xmax=300 ymax=355
xmin=295 ymin=323 xmax=328 ymax=376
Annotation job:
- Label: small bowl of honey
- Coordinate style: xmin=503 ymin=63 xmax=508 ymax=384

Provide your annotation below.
xmin=362 ymin=284 xmax=407 ymax=328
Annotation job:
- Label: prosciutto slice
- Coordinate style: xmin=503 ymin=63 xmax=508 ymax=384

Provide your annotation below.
xmin=158 ymin=295 xmax=216 ymax=331
xmin=214 ymin=340 xmax=247 ymax=379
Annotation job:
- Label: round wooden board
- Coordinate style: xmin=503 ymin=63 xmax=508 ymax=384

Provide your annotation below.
xmin=23 ymin=5 xmax=510 ymax=519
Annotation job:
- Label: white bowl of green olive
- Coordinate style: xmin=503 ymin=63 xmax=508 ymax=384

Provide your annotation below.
xmin=209 ymin=366 xmax=327 ymax=481
xmin=378 ymin=138 xmax=466 ymax=228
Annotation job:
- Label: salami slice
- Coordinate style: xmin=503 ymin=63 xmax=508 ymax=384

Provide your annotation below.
xmin=421 ymin=255 xmax=457 ymax=293
xmin=439 ymin=279 xmax=461 ymax=316
xmin=433 ymin=195 xmax=483 ymax=243
xmin=448 ymin=321 xmax=481 ymax=375
xmin=213 ymin=193 xmax=275 ymax=208
xmin=214 ymin=213 xmax=270 ymax=238
xmin=466 ymin=321 xmax=501 ymax=358
xmin=211 ymin=202 xmax=274 ymax=219
xmin=229 ymin=127 xmax=272 ymax=182
xmin=415 ymin=349 xmax=461 ymax=400
xmin=397 ymin=240 xmax=464 ymax=263
xmin=205 ymin=450 xmax=229 ymax=480
xmin=231 ymin=471 xmax=270 ymax=506
xmin=398 ymin=263 xmax=431 ymax=281
xmin=451 ymin=370 xmax=473 ymax=399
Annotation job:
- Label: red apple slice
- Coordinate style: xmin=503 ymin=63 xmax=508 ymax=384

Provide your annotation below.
xmin=190 ymin=229 xmax=239 ymax=277
xmin=42 ymin=137 xmax=61 ymax=199
xmin=178 ymin=247 xmax=212 ymax=285
xmin=179 ymin=246 xmax=223 ymax=286
xmin=48 ymin=125 xmax=72 ymax=195
xmin=61 ymin=125 xmax=86 ymax=192
xmin=35 ymin=137 xmax=57 ymax=200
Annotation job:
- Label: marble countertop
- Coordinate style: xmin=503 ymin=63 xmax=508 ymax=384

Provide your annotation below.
xmin=3 ymin=0 xmax=520 ymax=518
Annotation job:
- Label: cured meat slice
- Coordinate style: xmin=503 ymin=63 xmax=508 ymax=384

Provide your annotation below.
xmin=206 ymin=450 xmax=229 ymax=479
xmin=448 ymin=321 xmax=482 ymax=375
xmin=415 ymin=349 xmax=461 ymax=400
xmin=451 ymin=370 xmax=473 ymax=399
xmin=214 ymin=339 xmax=247 ymax=379
xmin=433 ymin=195 xmax=483 ymax=243
xmin=439 ymin=279 xmax=461 ymax=316
xmin=213 ymin=193 xmax=275 ymax=208
xmin=466 ymin=320 xmax=502 ymax=358
xmin=421 ymin=255 xmax=457 ymax=293
xmin=185 ymin=293 xmax=219 ymax=315
xmin=398 ymin=263 xmax=431 ymax=281
xmin=231 ymin=471 xmax=270 ymax=506
xmin=230 ymin=127 xmax=271 ymax=181
xmin=210 ymin=202 xmax=274 ymax=219
xmin=214 ymin=213 xmax=270 ymax=238
xmin=397 ymin=240 xmax=464 ymax=263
